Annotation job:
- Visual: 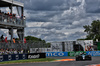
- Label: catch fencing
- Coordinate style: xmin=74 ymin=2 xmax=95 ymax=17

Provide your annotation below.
xmin=0 ymin=40 xmax=51 ymax=54
xmin=0 ymin=40 xmax=99 ymax=55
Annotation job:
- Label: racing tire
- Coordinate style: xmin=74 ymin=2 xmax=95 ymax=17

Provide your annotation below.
xmin=76 ymin=58 xmax=78 ymax=61
xmin=88 ymin=57 xmax=92 ymax=61
xmin=76 ymin=57 xmax=79 ymax=61
xmin=86 ymin=55 xmax=92 ymax=61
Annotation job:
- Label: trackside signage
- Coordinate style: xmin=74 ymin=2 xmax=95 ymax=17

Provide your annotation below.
xmin=0 ymin=53 xmax=46 ymax=62
xmin=0 ymin=54 xmax=27 ymax=62
xmin=0 ymin=56 xmax=3 ymax=61
xmin=86 ymin=51 xmax=100 ymax=56
xmin=28 ymin=54 xmax=40 ymax=59
xmin=27 ymin=53 xmax=46 ymax=59
xmin=68 ymin=51 xmax=86 ymax=56
xmin=46 ymin=52 xmax=68 ymax=57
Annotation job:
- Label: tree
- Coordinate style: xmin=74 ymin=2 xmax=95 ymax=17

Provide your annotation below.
xmin=83 ymin=25 xmax=91 ymax=34
xmin=25 ymin=36 xmax=51 ymax=48
xmin=25 ymin=36 xmax=42 ymax=41
xmin=83 ymin=20 xmax=100 ymax=41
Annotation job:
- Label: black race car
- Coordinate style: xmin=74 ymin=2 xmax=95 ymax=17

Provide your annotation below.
xmin=76 ymin=52 xmax=92 ymax=61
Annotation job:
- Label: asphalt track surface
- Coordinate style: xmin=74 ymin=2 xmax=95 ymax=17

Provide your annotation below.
xmin=1 ymin=57 xmax=100 ymax=66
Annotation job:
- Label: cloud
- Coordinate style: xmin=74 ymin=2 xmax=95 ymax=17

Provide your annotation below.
xmin=86 ymin=0 xmax=100 ymax=13
xmin=23 ymin=0 xmax=70 ymax=11
xmin=0 ymin=29 xmax=7 ymax=36
xmin=67 ymin=31 xmax=87 ymax=40
xmin=41 ymin=22 xmax=63 ymax=30
xmin=25 ymin=27 xmax=67 ymax=41
xmin=1 ymin=0 xmax=100 ymax=42
xmin=22 ymin=0 xmax=100 ymax=41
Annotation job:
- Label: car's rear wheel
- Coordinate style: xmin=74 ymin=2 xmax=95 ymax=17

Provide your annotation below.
xmin=76 ymin=57 xmax=79 ymax=61
xmin=88 ymin=57 xmax=92 ymax=60
xmin=86 ymin=55 xmax=92 ymax=61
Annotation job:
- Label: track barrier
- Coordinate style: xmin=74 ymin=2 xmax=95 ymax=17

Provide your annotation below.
xmin=46 ymin=51 xmax=100 ymax=57
xmin=0 ymin=53 xmax=46 ymax=62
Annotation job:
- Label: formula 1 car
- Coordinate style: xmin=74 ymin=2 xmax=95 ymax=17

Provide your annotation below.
xmin=76 ymin=52 xmax=92 ymax=61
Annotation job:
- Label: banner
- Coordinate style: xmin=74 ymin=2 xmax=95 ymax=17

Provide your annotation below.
xmin=68 ymin=51 xmax=86 ymax=56
xmin=27 ymin=53 xmax=46 ymax=59
xmin=86 ymin=51 xmax=100 ymax=56
xmin=76 ymin=40 xmax=93 ymax=51
xmin=51 ymin=43 xmax=62 ymax=52
xmin=0 ymin=54 xmax=27 ymax=62
xmin=0 ymin=53 xmax=46 ymax=62
xmin=46 ymin=52 xmax=68 ymax=57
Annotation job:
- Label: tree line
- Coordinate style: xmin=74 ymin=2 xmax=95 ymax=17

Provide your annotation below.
xmin=25 ymin=36 xmax=51 ymax=47
xmin=78 ymin=20 xmax=100 ymax=41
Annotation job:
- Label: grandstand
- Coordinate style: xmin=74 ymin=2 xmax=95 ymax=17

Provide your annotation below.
xmin=0 ymin=0 xmax=50 ymax=54
xmin=0 ymin=0 xmax=25 ymax=43
xmin=0 ymin=0 xmax=27 ymax=54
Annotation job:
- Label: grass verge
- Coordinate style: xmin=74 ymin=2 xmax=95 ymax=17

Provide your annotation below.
xmin=0 ymin=58 xmax=55 ymax=64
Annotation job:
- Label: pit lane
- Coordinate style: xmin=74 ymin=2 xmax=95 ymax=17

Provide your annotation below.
xmin=1 ymin=56 xmax=100 ymax=66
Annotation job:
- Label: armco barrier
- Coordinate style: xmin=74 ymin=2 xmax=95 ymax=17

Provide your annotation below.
xmin=0 ymin=53 xmax=46 ymax=62
xmin=46 ymin=52 xmax=68 ymax=57
xmin=86 ymin=51 xmax=100 ymax=56
xmin=68 ymin=51 xmax=86 ymax=56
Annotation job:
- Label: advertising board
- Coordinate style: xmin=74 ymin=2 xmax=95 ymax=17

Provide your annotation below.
xmin=76 ymin=40 xmax=93 ymax=51
xmin=0 ymin=53 xmax=46 ymax=62
xmin=27 ymin=53 xmax=46 ymax=59
xmin=46 ymin=52 xmax=68 ymax=57
xmin=68 ymin=51 xmax=86 ymax=56
xmin=0 ymin=54 xmax=27 ymax=62
xmin=51 ymin=42 xmax=62 ymax=52
xmin=86 ymin=51 xmax=100 ymax=56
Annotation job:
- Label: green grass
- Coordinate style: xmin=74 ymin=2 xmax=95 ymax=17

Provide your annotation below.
xmin=0 ymin=58 xmax=55 ymax=64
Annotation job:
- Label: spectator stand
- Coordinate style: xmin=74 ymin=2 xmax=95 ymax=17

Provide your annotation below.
xmin=0 ymin=0 xmax=25 ymax=45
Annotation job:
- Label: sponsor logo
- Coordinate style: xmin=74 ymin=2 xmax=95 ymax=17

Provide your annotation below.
xmin=58 ymin=52 xmax=64 ymax=56
xmin=8 ymin=55 xmax=12 ymax=60
xmin=16 ymin=55 xmax=19 ymax=60
xmin=87 ymin=51 xmax=100 ymax=56
xmin=46 ymin=52 xmax=65 ymax=56
xmin=0 ymin=56 xmax=3 ymax=61
xmin=28 ymin=54 xmax=40 ymax=59
xmin=23 ymin=54 xmax=25 ymax=59
xmin=69 ymin=52 xmax=80 ymax=56
xmin=69 ymin=52 xmax=84 ymax=56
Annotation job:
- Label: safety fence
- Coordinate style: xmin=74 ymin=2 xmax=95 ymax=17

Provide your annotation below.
xmin=0 ymin=40 xmax=99 ymax=55
xmin=0 ymin=41 xmax=50 ymax=49
xmin=0 ymin=41 xmax=51 ymax=54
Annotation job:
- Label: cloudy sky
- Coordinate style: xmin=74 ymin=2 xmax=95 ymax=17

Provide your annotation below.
xmin=1 ymin=0 xmax=100 ymax=42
